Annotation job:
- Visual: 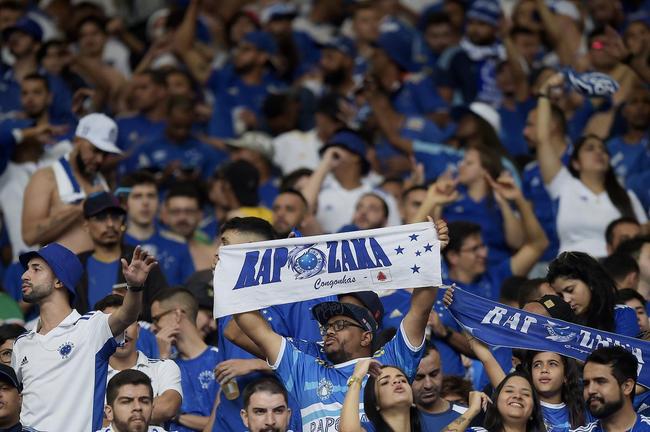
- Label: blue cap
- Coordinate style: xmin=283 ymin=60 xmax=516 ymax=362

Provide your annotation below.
xmin=2 ymin=17 xmax=43 ymax=42
xmin=19 ymin=243 xmax=83 ymax=303
xmin=467 ymin=0 xmax=501 ymax=27
xmin=376 ymin=27 xmax=419 ymax=72
xmin=242 ymin=31 xmax=278 ymax=55
xmin=320 ymin=130 xmax=370 ymax=174
xmin=261 ymin=3 xmax=298 ymax=24
xmin=323 ymin=36 xmax=357 ymax=58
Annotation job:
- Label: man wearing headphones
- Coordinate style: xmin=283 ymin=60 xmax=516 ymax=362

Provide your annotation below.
xmin=75 ymin=192 xmax=168 ymax=319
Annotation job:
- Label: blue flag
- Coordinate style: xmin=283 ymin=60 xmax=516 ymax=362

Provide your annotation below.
xmin=447 ymin=287 xmax=650 ymax=387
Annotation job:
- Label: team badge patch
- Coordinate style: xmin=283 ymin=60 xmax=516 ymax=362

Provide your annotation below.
xmin=58 ymin=342 xmax=75 ymax=359
xmin=317 ymin=378 xmax=333 ymax=401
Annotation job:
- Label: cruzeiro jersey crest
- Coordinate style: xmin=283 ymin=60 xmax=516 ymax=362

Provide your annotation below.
xmin=288 ymin=244 xmax=327 ymax=279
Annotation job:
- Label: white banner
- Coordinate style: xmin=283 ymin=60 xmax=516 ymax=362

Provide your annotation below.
xmin=213 ymin=222 xmax=442 ymax=318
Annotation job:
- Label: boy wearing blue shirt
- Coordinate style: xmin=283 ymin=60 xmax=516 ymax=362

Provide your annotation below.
xmin=573 ymin=346 xmax=650 ymax=432
xmin=150 ymin=288 xmax=220 ymax=432
xmin=231 ymin=220 xmax=449 ymax=431
xmin=121 ymin=171 xmax=195 ymax=286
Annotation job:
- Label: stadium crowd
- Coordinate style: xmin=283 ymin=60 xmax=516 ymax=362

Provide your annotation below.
xmin=0 ymin=0 xmax=648 ymax=431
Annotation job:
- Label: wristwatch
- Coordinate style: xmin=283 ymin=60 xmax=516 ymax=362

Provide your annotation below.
xmin=347 ymin=376 xmax=363 ymax=387
xmin=126 ymin=283 xmax=144 ymax=292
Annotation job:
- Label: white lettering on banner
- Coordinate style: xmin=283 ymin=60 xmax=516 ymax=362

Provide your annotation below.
xmin=481 ymin=307 xmax=537 ymax=334
xmin=213 ymin=223 xmax=443 ymax=318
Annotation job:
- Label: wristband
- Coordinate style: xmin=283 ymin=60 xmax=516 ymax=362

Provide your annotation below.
xmin=126 ymin=283 xmax=144 ymax=292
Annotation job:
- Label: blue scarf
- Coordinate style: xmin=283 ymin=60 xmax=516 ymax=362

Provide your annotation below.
xmin=447 ymin=287 xmax=650 ymax=387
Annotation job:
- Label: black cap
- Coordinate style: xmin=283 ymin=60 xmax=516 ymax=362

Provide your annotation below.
xmin=338 ymin=291 xmax=384 ymax=324
xmin=0 ymin=364 xmax=21 ymax=392
xmin=535 ymin=295 xmax=577 ymax=323
xmin=83 ymin=191 xmax=126 ymax=218
xmin=185 ymin=270 xmax=214 ymax=310
xmin=312 ymin=301 xmax=378 ymax=333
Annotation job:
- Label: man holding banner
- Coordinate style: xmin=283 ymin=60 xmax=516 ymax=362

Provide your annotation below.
xmin=213 ymin=217 xmax=447 ymax=431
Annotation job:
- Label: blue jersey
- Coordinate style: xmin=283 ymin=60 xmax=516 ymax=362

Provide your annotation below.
xmin=607 ymin=135 xmax=650 ymax=183
xmin=445 ymin=258 xmax=513 ymax=301
xmin=432 ymin=292 xmax=465 ymax=376
xmin=571 ymin=415 xmax=650 ymax=432
xmin=392 ymin=74 xmax=448 ymax=116
xmin=86 ymin=257 xmax=120 ymax=311
xmin=542 ymin=401 xmax=581 ymax=432
xmin=259 ymin=178 xmax=279 ymax=209
xmin=420 ymin=403 xmax=467 ymax=432
xmin=116 ymin=114 xmax=165 ymax=151
xmin=269 ymin=296 xmax=337 ymax=343
xmin=170 ymin=347 xmax=221 ymax=432
xmin=272 ymin=322 xmax=425 ymax=432
xmin=380 ymin=290 xmax=411 ymax=331
xmin=615 ymin=305 xmax=641 ymax=337
xmin=122 ymin=134 xmax=228 ymax=180
xmin=136 ymin=323 xmax=159 ymax=359
xmin=442 ymin=186 xmax=511 ymax=267
xmin=124 ymin=230 xmax=195 ymax=286
xmin=498 ymin=99 xmax=535 ymax=157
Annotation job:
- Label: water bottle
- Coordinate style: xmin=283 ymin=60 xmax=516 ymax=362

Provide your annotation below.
xmin=223 ymin=379 xmax=240 ymax=400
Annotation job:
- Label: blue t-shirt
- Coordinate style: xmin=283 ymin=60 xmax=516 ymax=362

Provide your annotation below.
xmin=607 ymin=134 xmax=650 ymax=184
xmin=392 ymin=74 xmax=448 ymax=116
xmin=115 ymin=114 xmax=165 ymax=151
xmin=445 ymin=258 xmax=513 ymax=301
xmin=123 ymin=230 xmax=195 ymax=286
xmin=498 ymin=99 xmax=535 ymax=157
xmin=268 ymin=296 xmax=337 ymax=343
xmin=521 ymin=146 xmax=572 ymax=262
xmin=420 ymin=403 xmax=467 ymax=432
xmin=121 ymin=134 xmax=228 ymax=180
xmin=432 ymin=292 xmax=465 ymax=377
xmin=86 ymin=257 xmax=119 ymax=311
xmin=380 ymin=290 xmax=411 ymax=331
xmin=571 ymin=415 xmax=650 ymax=432
xmin=614 ymin=305 xmax=641 ymax=337
xmin=136 ymin=323 xmax=160 ymax=359
xmin=442 ymin=186 xmax=511 ymax=267
xmin=272 ymin=322 xmax=425 ymax=431
xmin=541 ymin=401 xmax=573 ymax=432
xmin=170 ymin=347 xmax=221 ymax=432
xmin=259 ymin=178 xmax=279 ymax=210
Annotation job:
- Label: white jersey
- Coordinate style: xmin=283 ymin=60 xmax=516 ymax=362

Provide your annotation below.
xmin=96 ymin=426 xmax=167 ymax=432
xmin=12 ymin=310 xmax=121 ymax=432
xmin=107 ymin=351 xmax=183 ymax=399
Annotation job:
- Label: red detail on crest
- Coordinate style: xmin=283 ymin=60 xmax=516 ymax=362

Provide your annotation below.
xmin=377 ymin=271 xmax=387 ymax=281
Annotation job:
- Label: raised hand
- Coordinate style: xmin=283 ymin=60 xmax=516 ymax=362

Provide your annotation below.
xmin=434 ymin=219 xmax=449 ymax=250
xmin=352 ymin=358 xmax=382 ymax=379
xmin=486 ymin=172 xmax=523 ymax=203
xmin=442 ymin=284 xmax=455 ymax=307
xmin=467 ymin=391 xmax=491 ymax=414
xmin=121 ymin=245 xmax=157 ymax=287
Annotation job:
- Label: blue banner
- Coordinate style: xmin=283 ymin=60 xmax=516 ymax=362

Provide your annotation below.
xmin=447 ymin=288 xmax=650 ymax=387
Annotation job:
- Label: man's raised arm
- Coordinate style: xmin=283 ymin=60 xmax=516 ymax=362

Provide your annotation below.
xmin=233 ymin=311 xmax=284 ymax=365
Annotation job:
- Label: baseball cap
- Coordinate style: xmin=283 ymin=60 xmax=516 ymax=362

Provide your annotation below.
xmin=83 ymin=191 xmax=126 ymax=219
xmin=242 ymin=31 xmax=278 ymax=56
xmin=185 ymin=270 xmax=214 ymax=310
xmin=313 ymin=301 xmax=378 ymax=333
xmin=3 ymin=17 xmax=43 ymax=42
xmin=466 ymin=0 xmax=501 ymax=27
xmin=260 ymin=3 xmax=298 ymax=25
xmin=19 ymin=243 xmax=83 ymax=303
xmin=376 ymin=27 xmax=419 ymax=72
xmin=338 ymin=291 xmax=384 ymax=324
xmin=0 ymin=364 xmax=22 ymax=392
xmin=319 ymin=130 xmax=370 ymax=173
xmin=226 ymin=132 xmax=274 ymax=160
xmin=75 ymin=113 xmax=121 ymax=155
xmin=323 ymin=36 xmax=357 ymax=58
xmin=534 ymin=295 xmax=577 ymax=323
xmin=451 ymin=102 xmax=501 ymax=134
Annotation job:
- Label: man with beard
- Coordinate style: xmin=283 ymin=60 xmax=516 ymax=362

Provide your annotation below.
xmin=101 ymin=369 xmax=168 ymax=432
xmin=75 ymin=192 xmax=168 ymax=317
xmin=12 ymin=242 xmax=156 ymax=431
xmin=412 ymin=346 xmax=467 ymax=431
xmin=339 ymin=192 xmax=389 ymax=232
xmin=271 ymin=189 xmax=308 ymax=238
xmin=320 ymin=36 xmax=358 ymax=97
xmin=240 ymin=377 xmax=292 ymax=432
xmin=579 ymin=346 xmax=650 ymax=431
xmin=22 ymin=113 xmax=122 ymax=254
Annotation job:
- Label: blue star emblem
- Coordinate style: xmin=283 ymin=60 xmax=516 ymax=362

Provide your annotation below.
xmin=409 ymin=234 xmax=419 ymax=241
xmin=415 ymin=251 xmax=421 ymax=256
xmin=423 ymin=243 xmax=433 ymax=252
xmin=411 ymin=265 xmax=420 ymax=273
xmin=394 ymin=246 xmax=404 ymax=255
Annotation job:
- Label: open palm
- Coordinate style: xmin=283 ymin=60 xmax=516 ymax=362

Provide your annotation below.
xmin=121 ymin=246 xmax=157 ymax=287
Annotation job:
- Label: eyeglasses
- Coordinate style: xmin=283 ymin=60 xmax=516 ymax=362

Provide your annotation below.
xmin=459 ymin=244 xmax=487 ymax=254
xmin=0 ymin=349 xmax=12 ymax=363
xmin=319 ymin=319 xmax=366 ymax=336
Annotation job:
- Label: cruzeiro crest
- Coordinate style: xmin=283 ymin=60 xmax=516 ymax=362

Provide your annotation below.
xmin=543 ymin=321 xmax=577 ymax=343
xmin=317 ymin=378 xmax=333 ymax=401
xmin=288 ymin=244 xmax=327 ymax=279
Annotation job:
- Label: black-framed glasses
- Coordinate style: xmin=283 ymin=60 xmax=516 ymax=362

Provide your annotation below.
xmin=0 ymin=348 xmax=12 ymax=363
xmin=319 ymin=319 xmax=366 ymax=336
xmin=151 ymin=309 xmax=177 ymax=326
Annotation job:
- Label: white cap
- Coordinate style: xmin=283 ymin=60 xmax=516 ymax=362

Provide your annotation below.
xmin=469 ymin=102 xmax=501 ymax=135
xmin=226 ymin=132 xmax=274 ymax=160
xmin=75 ymin=113 xmax=121 ymax=154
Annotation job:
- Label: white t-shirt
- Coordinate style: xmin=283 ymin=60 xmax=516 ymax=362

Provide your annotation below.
xmin=272 ymin=129 xmax=322 ymax=175
xmin=12 ymin=310 xmax=121 ymax=432
xmin=107 ymin=351 xmax=183 ymax=399
xmin=546 ymin=166 xmax=647 ymax=257
xmin=316 ymin=176 xmax=401 ymax=233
